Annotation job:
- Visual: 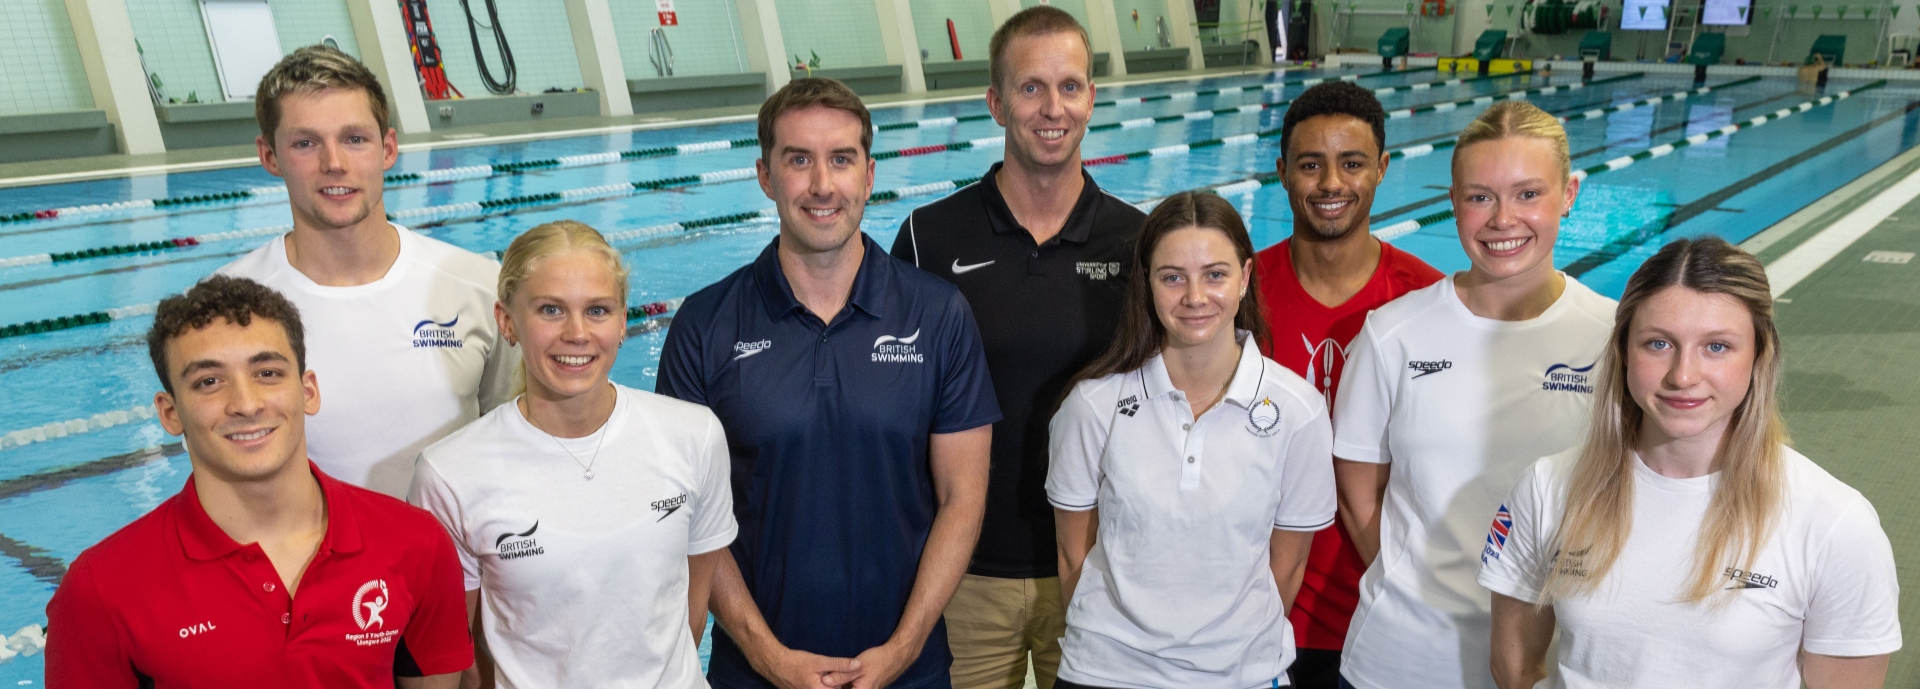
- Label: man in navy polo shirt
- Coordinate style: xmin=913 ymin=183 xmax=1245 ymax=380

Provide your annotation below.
xmin=658 ymin=78 xmax=999 ymax=689
xmin=45 ymin=276 xmax=472 ymax=688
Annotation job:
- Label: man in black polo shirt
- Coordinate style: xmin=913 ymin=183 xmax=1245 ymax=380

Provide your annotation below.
xmin=890 ymin=7 xmax=1145 ymax=689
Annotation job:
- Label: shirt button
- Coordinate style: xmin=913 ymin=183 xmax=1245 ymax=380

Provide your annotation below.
xmin=1030 ymin=251 xmax=1039 ymax=258
xmin=1182 ymin=423 xmax=1191 ymax=431
xmin=263 ymin=582 xmax=275 ymax=593
xmin=1187 ymin=456 xmax=1196 ymax=463
xmin=281 ymin=613 xmax=291 ymax=624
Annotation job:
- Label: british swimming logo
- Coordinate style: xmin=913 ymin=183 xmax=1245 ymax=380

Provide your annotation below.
xmin=872 ymin=329 xmax=925 ymax=363
xmin=412 ymin=316 xmax=465 ymax=348
xmin=1408 ymin=359 xmax=1452 ymax=379
xmin=495 ymin=521 xmax=545 ymax=560
xmin=1481 ymin=504 xmax=1513 ymax=564
xmin=1542 ymin=361 xmax=1597 ymax=393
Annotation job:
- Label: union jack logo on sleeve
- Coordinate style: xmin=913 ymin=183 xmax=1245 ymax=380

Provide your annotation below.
xmin=1481 ymin=504 xmax=1513 ymax=564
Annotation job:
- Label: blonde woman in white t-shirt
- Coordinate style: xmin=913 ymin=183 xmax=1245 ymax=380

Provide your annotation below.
xmin=409 ymin=221 xmax=737 ymax=689
xmin=1478 ymin=237 xmax=1899 ymax=689
xmin=1331 ymin=101 xmax=1618 ymax=689
xmin=1048 ymin=192 xmax=1336 ymax=689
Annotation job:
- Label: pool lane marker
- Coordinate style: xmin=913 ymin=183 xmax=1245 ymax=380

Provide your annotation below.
xmin=4 ymin=72 xmax=1605 ymax=268
xmin=0 ymin=69 xmax=1440 ymax=226
xmin=0 ymin=73 xmax=1698 ymax=336
xmin=1367 ymin=80 xmax=1889 ymax=241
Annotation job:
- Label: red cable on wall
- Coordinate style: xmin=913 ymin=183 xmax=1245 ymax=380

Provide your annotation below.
xmin=400 ymin=0 xmax=462 ymax=100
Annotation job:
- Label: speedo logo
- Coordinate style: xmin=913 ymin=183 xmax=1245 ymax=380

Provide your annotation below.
xmin=651 ymin=493 xmax=688 ymax=521
xmin=412 ymin=316 xmax=465 ymax=348
xmin=733 ymin=339 xmax=772 ymax=361
xmin=1408 ymin=360 xmax=1452 ymax=378
xmin=1543 ymin=362 xmax=1597 ymax=393
xmin=495 ymin=521 xmax=545 ymax=560
xmin=872 ymin=329 xmax=924 ymax=363
xmin=1724 ymin=567 xmax=1780 ymax=590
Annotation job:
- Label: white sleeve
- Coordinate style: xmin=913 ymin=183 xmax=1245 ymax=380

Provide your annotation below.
xmin=1476 ymin=460 xmax=1553 ymax=604
xmin=1801 ymin=498 xmax=1903 ymax=657
xmin=1331 ymin=317 xmax=1396 ymax=464
xmin=477 ymin=332 xmax=520 ymax=414
xmin=1273 ymin=401 xmax=1336 ymax=531
xmin=1046 ymin=381 xmax=1112 ymax=512
xmin=686 ymin=410 xmax=739 ymax=556
xmin=407 ymin=456 xmax=482 ymax=591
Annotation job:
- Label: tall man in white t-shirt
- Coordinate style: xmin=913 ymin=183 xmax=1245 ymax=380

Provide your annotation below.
xmin=218 ymin=45 xmax=515 ymax=498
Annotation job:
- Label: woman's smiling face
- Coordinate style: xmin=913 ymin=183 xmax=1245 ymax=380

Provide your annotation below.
xmin=1451 ymin=135 xmax=1581 ymax=281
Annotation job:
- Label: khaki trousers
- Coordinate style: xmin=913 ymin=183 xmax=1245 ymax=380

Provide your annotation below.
xmin=945 ymin=574 xmax=1066 ymax=689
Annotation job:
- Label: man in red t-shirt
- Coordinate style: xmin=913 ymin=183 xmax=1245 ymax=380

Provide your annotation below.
xmin=1256 ymin=82 xmax=1443 ymax=689
xmin=45 ymin=276 xmax=472 ymax=688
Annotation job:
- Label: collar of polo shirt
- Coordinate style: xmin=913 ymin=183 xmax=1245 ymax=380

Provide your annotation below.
xmin=980 ymin=162 xmax=1102 ymax=244
xmin=750 ymin=234 xmax=897 ymax=323
xmin=175 ymin=461 xmax=361 ymax=560
xmin=1138 ymin=330 xmax=1267 ymax=409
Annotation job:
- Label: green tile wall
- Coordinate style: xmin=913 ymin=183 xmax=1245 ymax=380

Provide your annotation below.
xmin=1113 ymin=0 xmax=1175 ymax=50
xmin=1022 ymin=0 xmax=1093 ymax=31
xmin=269 ymin=0 xmax=361 ymax=57
xmin=127 ymin=0 xmax=224 ymax=103
xmin=776 ymin=0 xmax=889 ymax=69
xmin=0 ymin=0 xmax=95 ymax=115
xmin=912 ymin=0 xmax=997 ymax=62
xmin=424 ymin=0 xmax=584 ymax=98
xmin=612 ymin=0 xmax=750 ymax=79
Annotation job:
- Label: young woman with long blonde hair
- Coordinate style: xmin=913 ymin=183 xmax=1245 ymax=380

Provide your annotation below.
xmin=1479 ymin=237 xmax=1899 ymax=689
xmin=1330 ymin=101 xmax=1618 ymax=689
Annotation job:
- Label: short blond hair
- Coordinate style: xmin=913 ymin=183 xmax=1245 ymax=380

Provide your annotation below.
xmin=255 ymin=45 xmax=392 ymax=143
xmin=989 ymin=6 xmax=1094 ymax=91
xmin=1453 ymin=100 xmax=1570 ymax=180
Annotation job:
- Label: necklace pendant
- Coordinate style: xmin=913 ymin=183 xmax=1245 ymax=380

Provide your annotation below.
xmin=584 ymin=470 xmax=595 ymax=480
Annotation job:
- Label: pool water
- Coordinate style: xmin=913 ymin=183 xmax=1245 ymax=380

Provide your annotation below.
xmin=0 ymin=65 xmax=1915 ymax=684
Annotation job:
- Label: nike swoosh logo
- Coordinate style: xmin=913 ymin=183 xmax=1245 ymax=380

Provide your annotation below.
xmin=951 ymin=259 xmax=995 ymax=274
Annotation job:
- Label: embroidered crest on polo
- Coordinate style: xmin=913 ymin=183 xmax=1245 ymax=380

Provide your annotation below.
xmin=1246 ymin=397 xmax=1282 ymax=436
xmin=411 ymin=316 xmax=465 ymax=348
xmin=345 ymin=579 xmax=401 ymax=647
xmin=871 ymin=329 xmax=925 ymax=363
xmin=1075 ymin=261 xmax=1124 ymax=280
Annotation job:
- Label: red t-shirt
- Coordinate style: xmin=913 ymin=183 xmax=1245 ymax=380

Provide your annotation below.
xmin=46 ymin=462 xmax=473 ymax=687
xmin=1255 ymin=237 xmax=1443 ymax=650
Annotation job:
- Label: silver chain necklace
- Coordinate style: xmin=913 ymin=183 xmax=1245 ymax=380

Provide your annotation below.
xmin=543 ymin=415 xmax=607 ymax=481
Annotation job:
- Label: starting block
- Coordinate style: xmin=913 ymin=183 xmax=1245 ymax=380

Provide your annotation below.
xmin=1436 ymin=57 xmax=1533 ymax=75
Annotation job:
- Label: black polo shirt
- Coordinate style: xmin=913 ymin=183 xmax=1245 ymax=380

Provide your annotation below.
xmin=657 ymin=233 xmax=1000 ymax=689
xmin=891 ymin=162 xmax=1146 ymax=579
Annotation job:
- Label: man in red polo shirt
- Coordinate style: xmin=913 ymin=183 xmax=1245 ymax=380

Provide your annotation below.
xmin=1255 ymin=82 xmax=1442 ymax=689
xmin=45 ymin=275 xmax=472 ymax=688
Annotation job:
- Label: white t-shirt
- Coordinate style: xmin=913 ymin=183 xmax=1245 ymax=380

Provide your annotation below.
xmin=218 ymin=225 xmax=515 ymax=496
xmin=409 ymin=384 xmax=737 ymax=689
xmin=1330 ymin=274 xmax=1615 ymax=689
xmin=1047 ymin=337 xmax=1336 ymax=689
xmin=1478 ymin=446 xmax=1901 ymax=688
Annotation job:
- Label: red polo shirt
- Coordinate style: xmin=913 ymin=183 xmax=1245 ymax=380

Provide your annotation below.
xmin=1255 ymin=238 xmax=1442 ymax=650
xmin=46 ymin=462 xmax=472 ymax=687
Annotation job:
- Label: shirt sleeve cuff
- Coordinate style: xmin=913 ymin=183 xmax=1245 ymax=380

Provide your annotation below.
xmin=1476 ymin=571 xmax=1543 ymax=605
xmin=688 ymin=526 xmax=739 ymax=556
xmin=1332 ymin=440 xmax=1387 ymax=463
xmin=1047 ymin=496 xmax=1097 ymax=512
xmin=405 ymin=645 xmax=477 ymax=677
xmin=1275 ymin=513 xmax=1336 ymax=532
xmin=932 ymin=414 xmax=1001 ymax=435
xmin=1802 ymin=635 xmax=1903 ymax=658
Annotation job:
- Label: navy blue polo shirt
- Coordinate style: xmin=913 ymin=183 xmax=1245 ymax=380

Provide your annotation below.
xmin=657 ymin=233 xmax=1000 ymax=689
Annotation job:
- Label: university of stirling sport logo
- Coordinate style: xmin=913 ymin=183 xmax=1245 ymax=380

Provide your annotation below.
xmin=412 ymin=316 xmax=465 ymax=348
xmin=1481 ymin=504 xmax=1513 ymax=565
xmin=344 ymin=579 xmax=400 ymax=647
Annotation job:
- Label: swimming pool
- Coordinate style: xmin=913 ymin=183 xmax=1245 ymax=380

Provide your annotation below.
xmin=0 ymin=64 xmax=1915 ymax=683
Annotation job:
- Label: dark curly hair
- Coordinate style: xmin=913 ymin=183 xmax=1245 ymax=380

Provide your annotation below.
xmin=147 ymin=275 xmax=307 ymax=395
xmin=1280 ymin=81 xmax=1388 ymax=160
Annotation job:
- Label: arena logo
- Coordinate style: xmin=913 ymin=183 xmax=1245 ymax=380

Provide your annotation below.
xmin=1542 ymin=361 xmax=1597 ymax=393
xmin=1075 ymin=262 xmax=1124 ymax=281
xmin=495 ymin=521 xmax=545 ymax=560
xmin=411 ymin=316 xmax=465 ymax=349
xmin=871 ymin=329 xmax=924 ymax=363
